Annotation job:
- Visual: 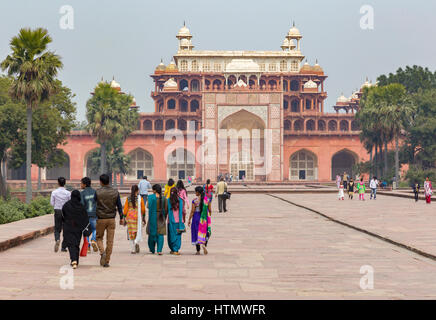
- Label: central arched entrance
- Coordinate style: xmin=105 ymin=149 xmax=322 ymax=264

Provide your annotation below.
xmin=230 ymin=151 xmax=254 ymax=181
xmin=331 ymin=149 xmax=357 ymax=180
xmin=219 ymin=109 xmax=266 ymax=181
xmin=289 ymin=150 xmax=318 ymax=181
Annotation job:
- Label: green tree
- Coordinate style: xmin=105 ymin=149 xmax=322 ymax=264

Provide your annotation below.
xmin=377 ymin=65 xmax=436 ymax=174
xmin=0 ymin=76 xmax=25 ymax=199
xmin=86 ymin=82 xmax=137 ymax=176
xmin=1 ymin=28 xmax=63 ymax=203
xmin=86 ymin=138 xmax=131 ymax=187
xmin=9 ymin=81 xmax=76 ymax=189
xmin=407 ymin=89 xmax=436 ymax=169
xmin=378 ymin=85 xmax=415 ymax=184
xmin=377 ymin=65 xmax=436 ymax=94
xmin=357 ymin=84 xmax=414 ymax=183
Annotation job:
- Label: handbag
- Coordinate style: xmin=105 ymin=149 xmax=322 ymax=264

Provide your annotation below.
xmin=80 ymin=236 xmax=89 ymax=257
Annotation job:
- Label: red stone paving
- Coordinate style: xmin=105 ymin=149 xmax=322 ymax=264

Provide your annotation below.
xmin=276 ymin=193 xmax=436 ymax=257
xmin=0 ymin=193 xmax=436 ymax=299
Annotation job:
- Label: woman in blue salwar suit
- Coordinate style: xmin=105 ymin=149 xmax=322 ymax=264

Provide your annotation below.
xmin=167 ymin=187 xmax=185 ymax=255
xmin=147 ymin=184 xmax=167 ymax=255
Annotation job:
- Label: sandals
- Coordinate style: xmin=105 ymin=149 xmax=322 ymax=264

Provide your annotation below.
xmin=202 ymin=245 xmax=208 ymax=255
xmin=71 ymin=261 xmax=78 ymax=269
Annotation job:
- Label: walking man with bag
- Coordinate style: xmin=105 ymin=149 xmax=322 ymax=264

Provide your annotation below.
xmin=95 ymin=174 xmax=125 ymax=267
xmin=216 ymin=177 xmax=228 ymax=213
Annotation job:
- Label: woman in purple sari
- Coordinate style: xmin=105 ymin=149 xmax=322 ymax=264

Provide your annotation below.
xmin=188 ymin=186 xmax=211 ymax=255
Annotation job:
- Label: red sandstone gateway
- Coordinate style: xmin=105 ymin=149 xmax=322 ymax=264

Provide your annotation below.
xmin=5 ymin=24 xmax=370 ymax=184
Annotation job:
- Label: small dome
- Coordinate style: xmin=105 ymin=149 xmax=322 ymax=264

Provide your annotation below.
xmin=110 ymin=79 xmax=120 ymax=89
xmin=337 ymin=93 xmax=349 ymax=103
xmin=177 ymin=24 xmax=192 ymax=38
xmin=287 ymin=23 xmax=302 ymax=39
xmin=304 ymin=80 xmax=317 ymax=89
xmin=312 ymin=60 xmax=324 ymax=74
xmin=163 ymin=78 xmax=178 ymax=88
xmin=361 ymin=77 xmax=372 ymax=89
xmin=299 ymin=60 xmax=312 ymax=73
xmin=282 ymin=38 xmax=289 ymax=46
xmin=131 ymin=97 xmax=137 ymax=106
xmin=165 ymin=60 xmax=178 ymax=72
xmin=155 ymin=60 xmax=166 ymax=73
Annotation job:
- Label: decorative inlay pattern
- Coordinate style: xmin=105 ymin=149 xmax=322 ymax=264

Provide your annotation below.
xmin=206 ymin=104 xmax=216 ymax=118
xmin=270 ymin=104 xmax=281 ymax=118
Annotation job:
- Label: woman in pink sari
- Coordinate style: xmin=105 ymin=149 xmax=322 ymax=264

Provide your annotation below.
xmin=424 ymin=177 xmax=433 ymax=204
xmin=176 ymin=180 xmax=189 ymax=222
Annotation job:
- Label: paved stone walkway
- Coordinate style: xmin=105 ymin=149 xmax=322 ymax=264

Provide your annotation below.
xmin=1 ymin=193 xmax=436 ymax=299
xmin=275 ymin=193 xmax=436 ymax=257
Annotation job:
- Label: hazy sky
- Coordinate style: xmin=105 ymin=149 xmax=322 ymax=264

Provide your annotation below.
xmin=1 ymin=0 xmax=435 ymax=121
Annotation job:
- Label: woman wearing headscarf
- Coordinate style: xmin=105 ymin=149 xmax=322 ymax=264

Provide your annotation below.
xmin=167 ymin=187 xmax=184 ymax=255
xmin=147 ymin=184 xmax=168 ymax=255
xmin=123 ymin=185 xmax=146 ymax=254
xmin=62 ymin=190 xmax=89 ymax=269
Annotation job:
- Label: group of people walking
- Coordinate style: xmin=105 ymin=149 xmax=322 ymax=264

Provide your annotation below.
xmin=336 ymin=172 xmax=369 ymax=201
xmin=50 ymin=174 xmax=226 ymax=269
xmin=412 ymin=177 xmax=433 ymax=203
xmin=335 ymin=172 xmax=433 ymax=203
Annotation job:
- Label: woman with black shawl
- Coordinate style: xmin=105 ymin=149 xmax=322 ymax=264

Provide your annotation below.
xmin=62 ymin=190 xmax=89 ymax=269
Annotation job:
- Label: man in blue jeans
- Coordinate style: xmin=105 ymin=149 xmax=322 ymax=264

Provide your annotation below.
xmin=370 ymin=176 xmax=378 ymax=200
xmin=138 ymin=175 xmax=152 ymax=205
xmin=80 ymin=177 xmax=98 ymax=252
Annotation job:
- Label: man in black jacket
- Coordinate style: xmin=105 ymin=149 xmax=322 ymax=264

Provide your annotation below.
xmin=95 ymin=174 xmax=124 ymax=267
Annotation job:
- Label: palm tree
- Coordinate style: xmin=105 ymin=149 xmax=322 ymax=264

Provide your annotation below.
xmin=381 ymin=97 xmax=415 ymax=187
xmin=86 ymin=82 xmax=136 ymax=176
xmin=1 ymin=28 xmax=62 ymax=203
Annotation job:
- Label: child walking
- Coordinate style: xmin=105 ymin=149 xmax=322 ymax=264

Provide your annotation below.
xmin=357 ymin=178 xmax=366 ymax=200
xmin=348 ymin=178 xmax=355 ymax=200
xmin=338 ymin=183 xmax=345 ymax=200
